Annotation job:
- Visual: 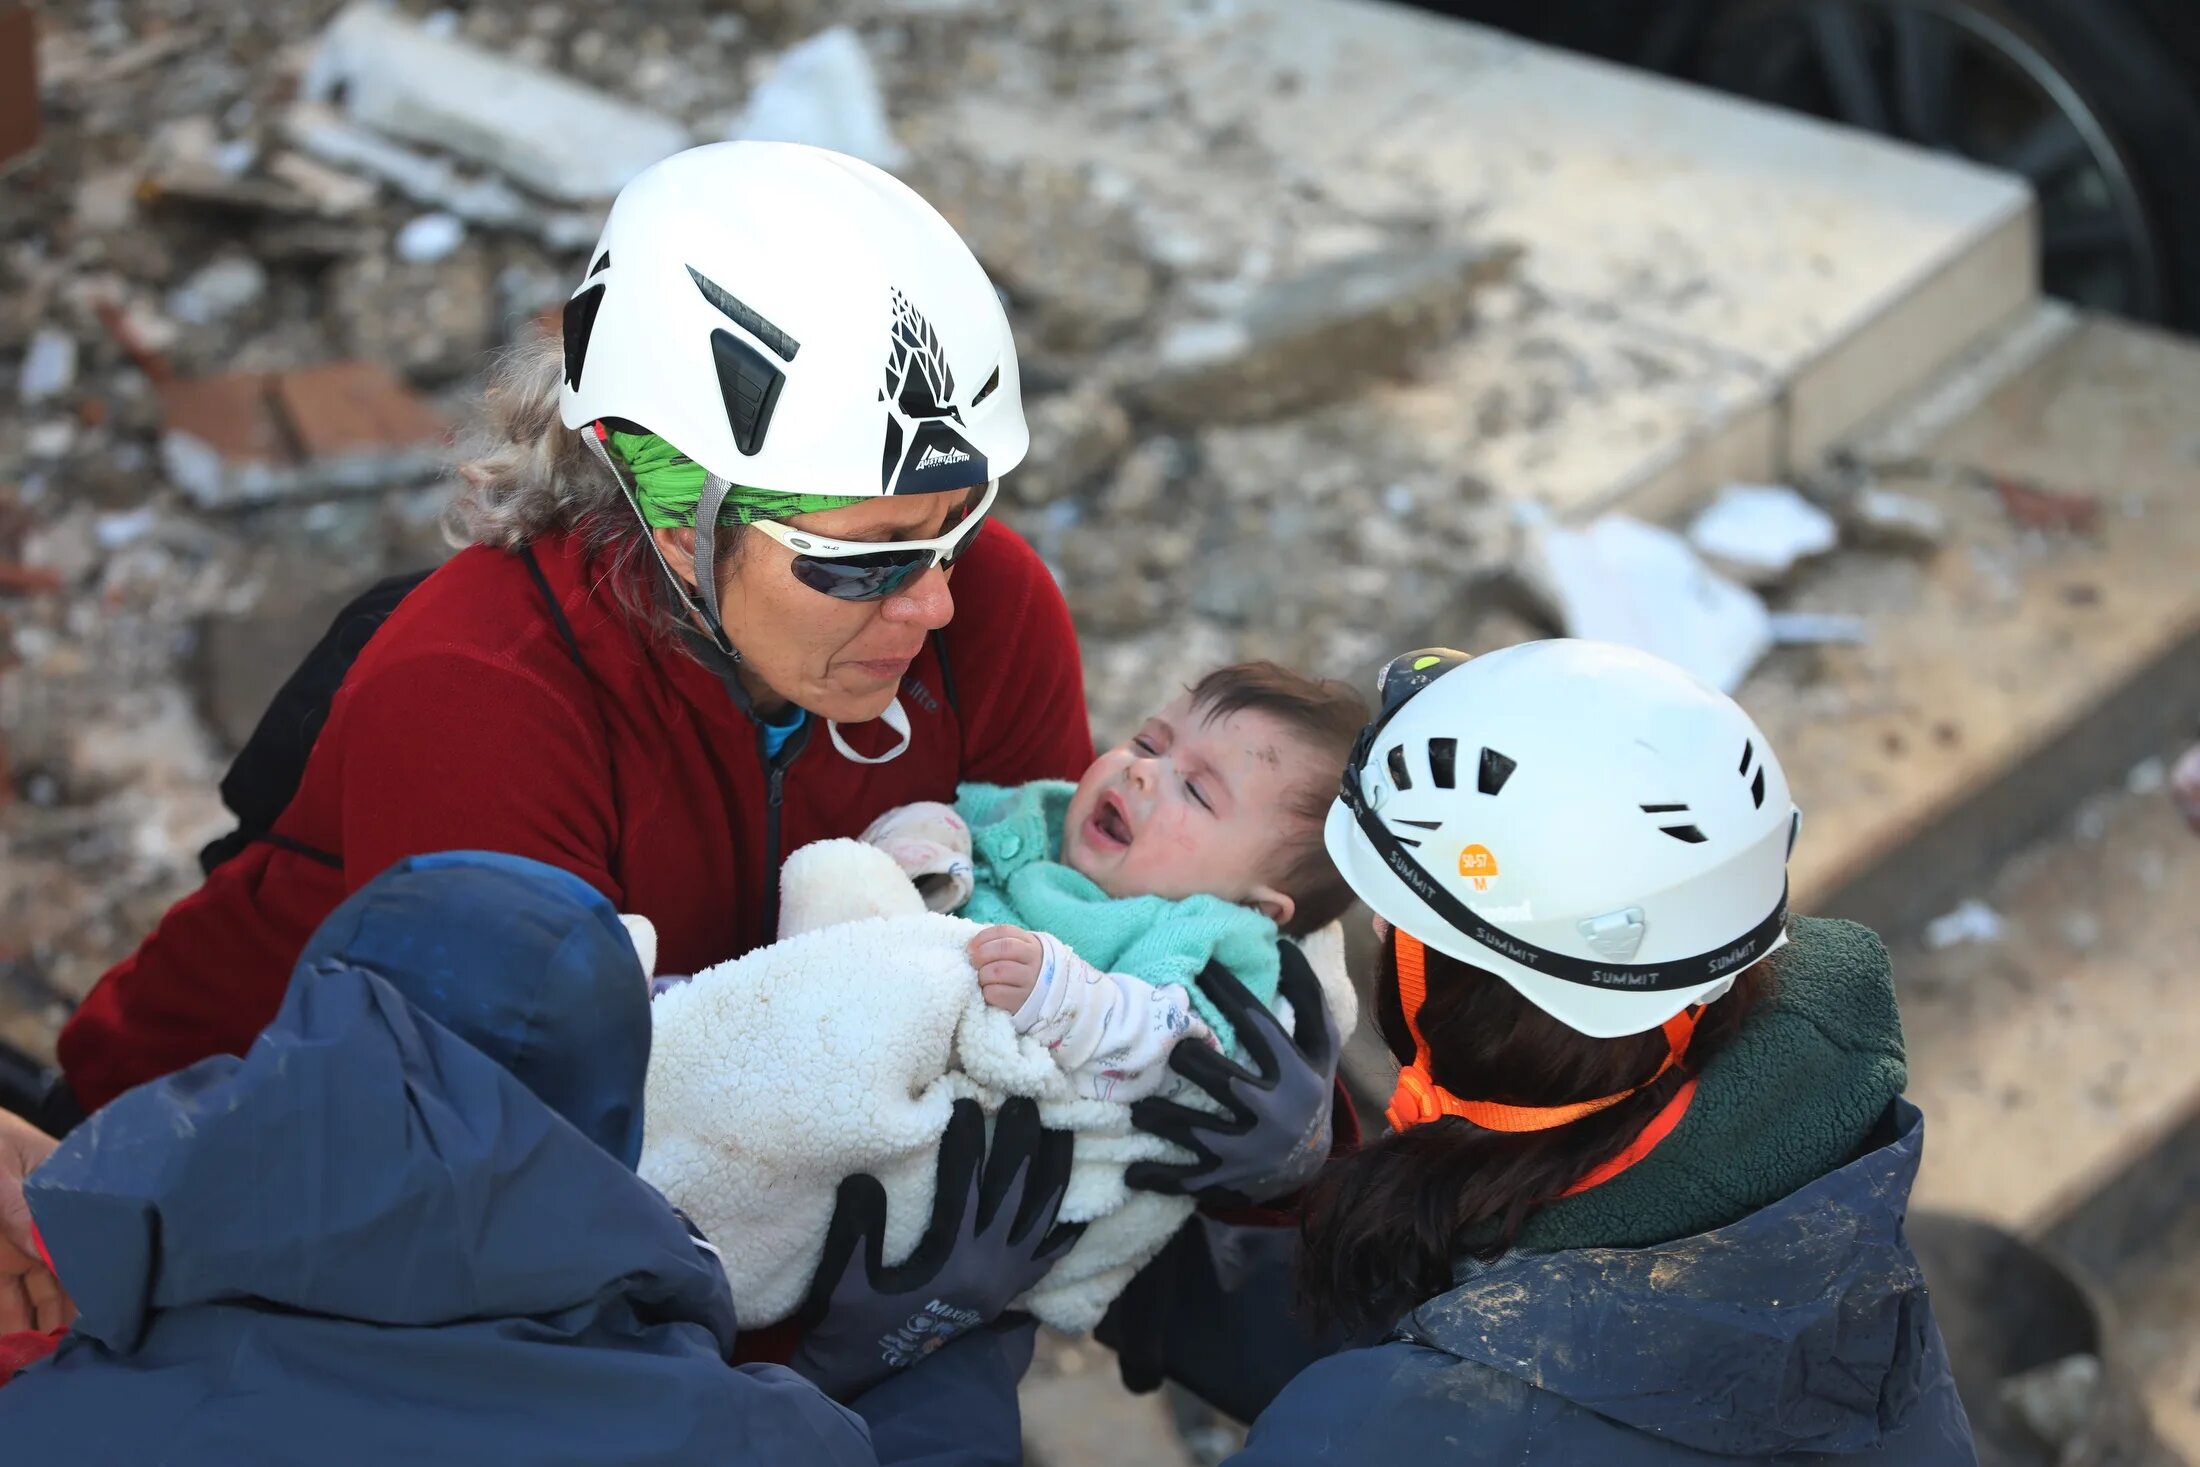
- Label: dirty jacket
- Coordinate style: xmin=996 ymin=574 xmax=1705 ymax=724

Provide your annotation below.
xmin=1 ymin=852 xmax=1028 ymax=1466
xmin=1228 ymin=919 xmax=1978 ymax=1465
xmin=59 ymin=520 xmax=1094 ymax=1113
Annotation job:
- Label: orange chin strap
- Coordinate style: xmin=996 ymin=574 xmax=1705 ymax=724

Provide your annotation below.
xmin=1384 ymin=930 xmax=1701 ymax=1137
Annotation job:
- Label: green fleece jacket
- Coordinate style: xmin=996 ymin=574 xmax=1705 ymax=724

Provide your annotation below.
xmin=954 ymin=780 xmax=1280 ymax=1054
xmin=1513 ymin=916 xmax=1909 ymax=1253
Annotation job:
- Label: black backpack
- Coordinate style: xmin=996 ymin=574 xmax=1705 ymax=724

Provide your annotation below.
xmin=199 ymin=548 xmax=586 ymax=875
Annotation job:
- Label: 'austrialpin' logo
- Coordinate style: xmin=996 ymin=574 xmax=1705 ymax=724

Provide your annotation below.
xmin=915 ymin=444 xmax=971 ymax=471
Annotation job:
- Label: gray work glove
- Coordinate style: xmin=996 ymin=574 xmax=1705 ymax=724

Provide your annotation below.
xmin=789 ymin=1096 xmax=1082 ymax=1402
xmin=1125 ymin=942 xmax=1340 ymax=1208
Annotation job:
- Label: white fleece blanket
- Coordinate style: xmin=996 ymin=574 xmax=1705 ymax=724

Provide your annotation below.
xmin=639 ymin=837 xmax=1356 ymax=1334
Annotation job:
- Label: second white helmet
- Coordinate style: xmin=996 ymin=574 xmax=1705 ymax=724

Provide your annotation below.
xmin=1324 ymin=640 xmax=1800 ymax=1038
xmin=559 ymin=141 xmax=1028 ymax=500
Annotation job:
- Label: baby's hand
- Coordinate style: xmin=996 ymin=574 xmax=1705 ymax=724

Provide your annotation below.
xmin=968 ymin=925 xmax=1045 ymax=1011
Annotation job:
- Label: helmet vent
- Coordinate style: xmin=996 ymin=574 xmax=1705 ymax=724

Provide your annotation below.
xmin=1642 ymin=804 xmax=1706 ymax=842
xmin=1750 ymin=767 xmax=1767 ymax=809
xmin=561 ymin=284 xmax=606 ymax=391
xmin=687 ymin=265 xmax=801 ymax=364
xmin=1391 ymin=818 xmax=1443 ymax=830
xmin=971 ymin=365 xmax=1002 ymax=407
xmin=1739 ymin=739 xmax=1755 ymax=775
xmin=709 ymin=330 xmax=786 ymax=457
xmin=1428 ymin=738 xmax=1457 ymax=788
xmin=1477 ymin=747 xmax=1517 ymax=796
xmin=588 ymin=250 xmax=611 ymax=279
xmin=1386 ymin=745 xmax=1412 ymax=791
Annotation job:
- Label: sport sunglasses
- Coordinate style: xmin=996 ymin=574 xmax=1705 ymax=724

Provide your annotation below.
xmin=749 ymin=479 xmax=997 ymax=601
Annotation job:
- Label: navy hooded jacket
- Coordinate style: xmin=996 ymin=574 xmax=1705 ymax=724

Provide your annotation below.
xmin=0 ymin=851 xmax=1025 ymax=1466
xmin=1228 ymin=1100 xmax=1975 ymax=1465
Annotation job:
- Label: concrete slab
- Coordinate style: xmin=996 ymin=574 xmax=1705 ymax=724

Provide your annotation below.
xmin=1896 ymin=753 xmax=2200 ymax=1463
xmin=1741 ymin=313 xmax=2200 ymax=929
xmin=1027 ymin=0 xmax=2041 ymax=519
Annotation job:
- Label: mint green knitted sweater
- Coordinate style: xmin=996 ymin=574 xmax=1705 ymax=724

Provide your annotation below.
xmin=954 ymin=781 xmax=1280 ymax=1054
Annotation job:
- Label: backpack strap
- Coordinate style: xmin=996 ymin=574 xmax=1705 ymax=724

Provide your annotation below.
xmin=202 ymin=546 xmax=597 ymax=877
xmin=520 ymin=542 xmax=590 ymax=676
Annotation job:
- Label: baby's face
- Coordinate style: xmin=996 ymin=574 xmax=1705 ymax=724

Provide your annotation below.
xmin=1063 ymin=694 xmax=1318 ymax=925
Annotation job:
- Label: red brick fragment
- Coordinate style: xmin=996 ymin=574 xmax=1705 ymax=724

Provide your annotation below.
xmin=0 ymin=5 xmax=38 ymax=172
xmin=1994 ymin=477 xmax=2100 ymax=535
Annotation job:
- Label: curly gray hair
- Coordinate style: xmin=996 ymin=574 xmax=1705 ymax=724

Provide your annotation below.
xmin=443 ymin=334 xmax=707 ymax=641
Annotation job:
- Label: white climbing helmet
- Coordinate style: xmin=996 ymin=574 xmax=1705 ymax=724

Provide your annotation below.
xmin=1324 ymin=640 xmax=1800 ymax=1039
xmin=558 ymin=141 xmax=1028 ymax=500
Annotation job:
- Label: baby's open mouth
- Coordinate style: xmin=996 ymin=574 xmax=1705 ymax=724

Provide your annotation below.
xmin=1091 ymin=793 xmax=1132 ymax=848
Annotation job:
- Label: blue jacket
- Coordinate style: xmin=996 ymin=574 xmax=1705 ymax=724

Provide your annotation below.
xmin=1229 ymin=1099 xmax=1976 ymax=1464
xmin=1 ymin=851 xmax=1024 ymax=1466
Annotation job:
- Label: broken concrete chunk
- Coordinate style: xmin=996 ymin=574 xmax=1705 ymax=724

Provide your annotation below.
xmin=165 ymin=256 xmax=269 ymax=326
xmin=266 ymin=150 xmax=381 ymax=215
xmin=17 ymin=328 xmax=78 ymax=405
xmin=1525 ymin=514 xmax=1771 ymax=693
xmin=1767 ymin=611 xmax=1867 ymax=646
xmin=1844 ymin=486 xmax=1946 ymax=554
xmin=305 ymin=4 xmax=689 ymax=204
xmin=1009 ymin=385 xmax=1133 ymax=506
xmin=394 ymin=212 xmax=467 ymax=265
xmin=284 ymin=106 xmax=598 ymax=249
xmin=917 ymin=154 xmax=1165 ymax=358
xmin=1923 ymin=897 xmax=2004 ymax=950
xmin=1132 ymin=243 xmax=1517 ymax=426
xmin=1997 ymin=1353 xmax=2100 ymax=1451
xmin=732 ymin=26 xmax=907 ymax=171
xmin=1687 ymin=483 xmax=1838 ymax=586
xmin=158 ymin=363 xmax=449 ymax=509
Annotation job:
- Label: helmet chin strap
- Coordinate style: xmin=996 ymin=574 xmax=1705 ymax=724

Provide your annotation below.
xmin=830 ymin=696 xmax=912 ymax=765
xmin=585 ymin=423 xmax=741 ymax=662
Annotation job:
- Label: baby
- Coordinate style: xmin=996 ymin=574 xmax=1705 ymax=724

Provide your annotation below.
xmin=864 ymin=662 xmax=1368 ymax=1101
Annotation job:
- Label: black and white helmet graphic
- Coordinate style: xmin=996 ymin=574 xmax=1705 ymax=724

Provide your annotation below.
xmin=560 ymin=141 xmax=1026 ymax=499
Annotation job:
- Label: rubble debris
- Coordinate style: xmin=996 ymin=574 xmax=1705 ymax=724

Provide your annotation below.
xmin=1994 ymin=475 xmax=2100 ymax=535
xmin=2124 ymin=756 xmax=2167 ymax=796
xmin=1131 ymin=243 xmax=1517 ymax=426
xmin=304 ymin=5 xmax=690 ymax=205
xmin=394 ymin=213 xmax=467 ymax=265
xmin=91 ymin=298 xmax=174 ymax=384
xmin=1687 ymin=483 xmax=1839 ymax=586
xmin=1831 ymin=486 xmax=1942 ymax=558
xmin=1523 ymin=513 xmax=1771 ymax=693
xmin=1009 ymin=385 xmax=1133 ymax=507
xmin=0 ymin=3 xmax=38 ymax=172
xmin=731 ymin=26 xmax=907 ymax=171
xmin=1767 ymin=611 xmax=1867 ymax=646
xmin=1924 ymin=898 xmax=2005 ymax=950
xmin=0 ymin=563 xmax=63 ymax=596
xmin=2172 ymin=744 xmax=2200 ymax=834
xmin=157 ymin=363 xmax=449 ymax=510
xmin=284 ymin=106 xmax=598 ymax=252
xmin=918 ymin=154 xmax=1166 ymax=358
xmin=166 ymin=255 xmax=270 ymax=327
xmin=266 ymin=151 xmax=380 ymax=216
xmin=1997 ymin=1353 xmax=2101 ymax=1452
xmin=329 ymin=245 xmax=499 ymax=383
xmin=17 ymin=329 xmax=79 ymax=406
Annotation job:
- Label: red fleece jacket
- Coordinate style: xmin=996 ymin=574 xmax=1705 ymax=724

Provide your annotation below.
xmin=59 ymin=520 xmax=1095 ymax=1112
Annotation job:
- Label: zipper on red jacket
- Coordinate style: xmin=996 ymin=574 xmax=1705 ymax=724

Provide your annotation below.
xmin=760 ymin=719 xmax=812 ymax=941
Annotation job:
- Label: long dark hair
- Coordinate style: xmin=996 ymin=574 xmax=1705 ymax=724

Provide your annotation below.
xmin=1298 ymin=932 xmax=1771 ymax=1338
